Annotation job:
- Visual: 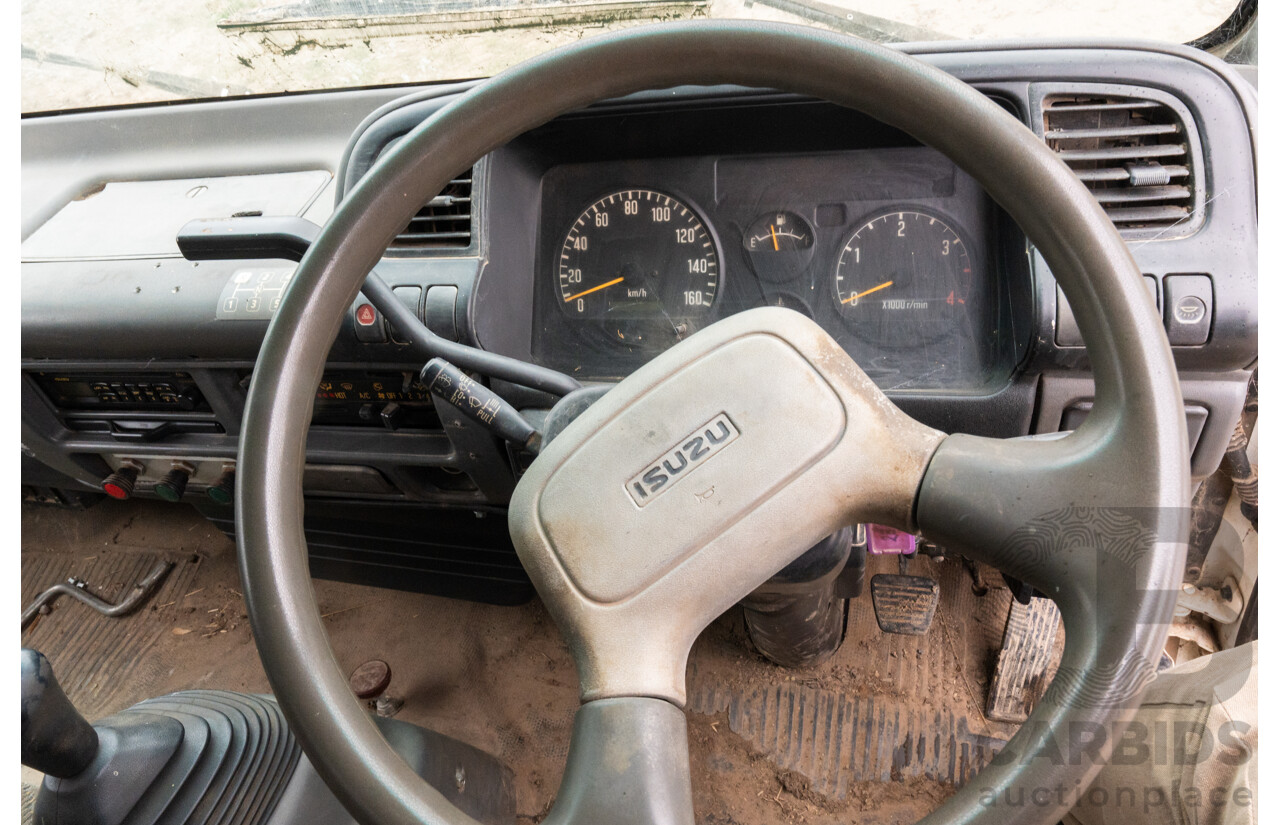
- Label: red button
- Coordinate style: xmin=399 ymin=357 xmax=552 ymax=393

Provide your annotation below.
xmin=355 ymin=304 xmax=378 ymax=326
xmin=103 ymin=483 xmax=129 ymax=500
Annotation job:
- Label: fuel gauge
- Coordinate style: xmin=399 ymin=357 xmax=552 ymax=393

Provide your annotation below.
xmin=743 ymin=210 xmax=815 ymax=282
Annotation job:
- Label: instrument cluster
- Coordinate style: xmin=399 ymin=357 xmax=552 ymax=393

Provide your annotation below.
xmin=531 ymin=146 xmax=1007 ymax=391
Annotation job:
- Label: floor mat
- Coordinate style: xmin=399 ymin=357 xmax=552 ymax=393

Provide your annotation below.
xmin=21 ymin=544 xmax=203 ymax=721
xmin=684 ymin=553 xmax=1044 ymax=821
xmin=21 ymin=784 xmax=37 ymax=824
xmin=21 ymin=500 xmax=1059 ymax=824
xmin=689 ymin=682 xmax=1007 ymax=794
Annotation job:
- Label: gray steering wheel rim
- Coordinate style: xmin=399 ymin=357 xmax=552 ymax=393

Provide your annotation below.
xmin=236 ymin=20 xmax=1189 ymax=825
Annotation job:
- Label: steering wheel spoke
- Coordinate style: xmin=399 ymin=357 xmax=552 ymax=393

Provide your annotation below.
xmin=542 ymin=698 xmax=695 ymax=825
xmin=919 ymin=430 xmax=1113 ymax=588
xmin=913 ymin=428 xmax=1188 ymax=822
xmin=918 ymin=424 xmax=1188 ymax=614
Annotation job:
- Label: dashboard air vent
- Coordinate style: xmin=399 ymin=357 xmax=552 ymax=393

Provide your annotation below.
xmin=1042 ymin=95 xmax=1194 ymax=234
xmin=388 ymin=168 xmax=473 ymax=251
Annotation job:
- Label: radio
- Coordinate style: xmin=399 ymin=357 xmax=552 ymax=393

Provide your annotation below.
xmin=32 ymin=371 xmax=207 ymax=412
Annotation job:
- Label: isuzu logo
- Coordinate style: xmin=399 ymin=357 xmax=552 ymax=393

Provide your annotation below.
xmin=627 ymin=413 xmax=740 ymax=507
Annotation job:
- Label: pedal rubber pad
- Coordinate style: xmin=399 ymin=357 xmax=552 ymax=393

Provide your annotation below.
xmin=985 ymin=596 xmax=1062 ymax=723
xmin=870 ymin=574 xmax=939 ymax=635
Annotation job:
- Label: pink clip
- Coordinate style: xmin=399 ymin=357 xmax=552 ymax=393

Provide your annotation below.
xmin=866 ymin=524 xmax=917 ymax=555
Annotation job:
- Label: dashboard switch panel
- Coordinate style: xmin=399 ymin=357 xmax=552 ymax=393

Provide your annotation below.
xmin=310 ymin=371 xmax=441 ymax=430
xmin=352 ymin=300 xmax=387 ymax=343
xmin=1164 ymin=274 xmax=1213 ymax=346
xmin=424 ymin=286 xmax=459 ymax=341
xmin=389 ymin=286 xmax=423 ymax=344
xmin=1057 ymin=276 xmax=1159 ymax=348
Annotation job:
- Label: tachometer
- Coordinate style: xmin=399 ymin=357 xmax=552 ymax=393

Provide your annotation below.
xmin=832 ymin=209 xmax=972 ymax=348
xmin=558 ymin=189 xmax=719 ymax=347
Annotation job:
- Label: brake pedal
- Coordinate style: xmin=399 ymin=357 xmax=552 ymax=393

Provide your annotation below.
xmin=986 ymin=596 xmax=1061 ymax=722
xmin=870 ymin=573 xmax=939 ymax=635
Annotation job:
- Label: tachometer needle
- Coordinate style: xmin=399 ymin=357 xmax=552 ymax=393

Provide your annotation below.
xmin=842 ymin=280 xmax=894 ymax=304
xmin=563 ymin=276 xmax=624 ymax=303
xmin=770 ymin=224 xmax=779 ymax=251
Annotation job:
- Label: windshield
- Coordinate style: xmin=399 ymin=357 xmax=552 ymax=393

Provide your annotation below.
xmin=22 ymin=0 xmax=1243 ymax=113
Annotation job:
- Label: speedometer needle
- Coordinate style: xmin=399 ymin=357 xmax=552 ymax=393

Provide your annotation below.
xmin=563 ymin=276 xmax=624 ymax=303
xmin=842 ymin=279 xmax=894 ymax=304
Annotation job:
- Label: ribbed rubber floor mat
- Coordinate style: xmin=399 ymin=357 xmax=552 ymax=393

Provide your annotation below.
xmin=687 ymin=554 xmax=1047 ymax=805
xmin=689 ymin=681 xmax=1007 ymax=796
xmin=20 ymin=549 xmax=201 ymax=720
xmin=21 ymin=784 xmax=37 ymax=825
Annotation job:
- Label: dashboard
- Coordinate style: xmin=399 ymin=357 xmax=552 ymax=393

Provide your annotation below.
xmin=20 ymin=40 xmax=1258 ymax=602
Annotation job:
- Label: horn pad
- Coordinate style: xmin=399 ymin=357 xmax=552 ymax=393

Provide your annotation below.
xmin=508 ymin=307 xmax=944 ymax=704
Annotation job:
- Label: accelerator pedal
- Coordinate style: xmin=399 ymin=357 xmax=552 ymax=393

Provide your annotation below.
xmin=870 ymin=573 xmax=939 ymax=635
xmin=985 ymin=596 xmax=1062 ymax=722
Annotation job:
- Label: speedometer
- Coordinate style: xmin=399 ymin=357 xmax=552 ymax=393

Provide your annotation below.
xmin=558 ymin=189 xmax=719 ymax=347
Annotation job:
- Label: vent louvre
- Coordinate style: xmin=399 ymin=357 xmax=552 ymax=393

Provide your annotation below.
xmin=1042 ymin=95 xmax=1196 ymax=234
xmin=388 ymin=169 xmax=473 ymax=251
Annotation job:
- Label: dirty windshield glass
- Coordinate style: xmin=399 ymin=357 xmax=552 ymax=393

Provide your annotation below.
xmin=22 ymin=0 xmax=1241 ymax=112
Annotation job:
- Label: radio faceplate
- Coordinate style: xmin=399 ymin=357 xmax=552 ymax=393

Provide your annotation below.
xmin=32 ymin=370 xmax=207 ymax=412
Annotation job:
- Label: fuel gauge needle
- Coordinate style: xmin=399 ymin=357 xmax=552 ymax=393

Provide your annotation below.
xmin=842 ymin=279 xmax=894 ymax=304
xmin=563 ymin=276 xmax=624 ymax=303
xmin=770 ymin=224 xmax=779 ymax=251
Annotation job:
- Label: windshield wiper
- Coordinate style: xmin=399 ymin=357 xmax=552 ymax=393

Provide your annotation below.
xmin=20 ymin=45 xmax=251 ymax=100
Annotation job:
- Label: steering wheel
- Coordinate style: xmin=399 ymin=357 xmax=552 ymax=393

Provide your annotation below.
xmin=237 ymin=21 xmax=1188 ymax=825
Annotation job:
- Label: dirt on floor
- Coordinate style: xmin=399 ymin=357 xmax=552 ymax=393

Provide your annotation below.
xmin=21 ymin=497 xmax=1056 ymax=823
